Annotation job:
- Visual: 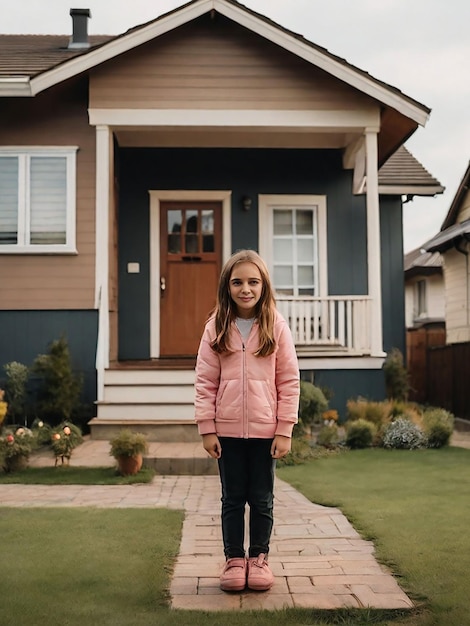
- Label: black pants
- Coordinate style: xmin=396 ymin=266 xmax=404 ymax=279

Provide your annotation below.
xmin=217 ymin=437 xmax=276 ymax=559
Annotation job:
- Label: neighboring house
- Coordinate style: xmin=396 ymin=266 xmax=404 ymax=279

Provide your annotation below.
xmin=0 ymin=0 xmax=444 ymax=433
xmin=404 ymin=246 xmax=445 ymax=404
xmin=404 ymin=247 xmax=444 ymax=329
xmin=424 ymin=160 xmax=470 ymax=344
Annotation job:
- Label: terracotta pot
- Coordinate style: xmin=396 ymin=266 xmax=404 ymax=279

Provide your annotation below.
xmin=116 ymin=453 xmax=143 ymax=476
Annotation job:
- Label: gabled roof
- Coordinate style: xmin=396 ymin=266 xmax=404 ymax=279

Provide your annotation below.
xmin=404 ymin=247 xmax=443 ymax=278
xmin=378 ymin=147 xmax=444 ymax=196
xmin=0 ymin=0 xmax=430 ymax=127
xmin=424 ymin=160 xmax=470 ymax=252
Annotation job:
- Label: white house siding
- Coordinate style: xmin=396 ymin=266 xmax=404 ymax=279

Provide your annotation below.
xmin=405 ymin=274 xmax=445 ymax=328
xmin=444 ymin=246 xmax=470 ymax=343
xmin=458 ymin=188 xmax=470 ymax=222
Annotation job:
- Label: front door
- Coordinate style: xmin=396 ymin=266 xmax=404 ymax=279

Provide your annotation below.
xmin=160 ymin=201 xmax=222 ymax=356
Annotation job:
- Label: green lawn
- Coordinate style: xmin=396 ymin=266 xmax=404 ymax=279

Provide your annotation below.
xmin=278 ymin=446 xmax=470 ymax=626
xmin=1 ymin=446 xmax=469 ymax=625
xmin=0 ymin=465 xmax=155 ymax=484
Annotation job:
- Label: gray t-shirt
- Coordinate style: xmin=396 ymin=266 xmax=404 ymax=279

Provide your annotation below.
xmin=236 ymin=317 xmax=255 ymax=342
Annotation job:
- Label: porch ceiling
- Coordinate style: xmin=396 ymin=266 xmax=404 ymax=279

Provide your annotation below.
xmin=113 ymin=127 xmax=352 ymax=148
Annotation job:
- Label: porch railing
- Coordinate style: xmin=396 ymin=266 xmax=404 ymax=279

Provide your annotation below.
xmin=276 ymin=295 xmax=372 ymax=355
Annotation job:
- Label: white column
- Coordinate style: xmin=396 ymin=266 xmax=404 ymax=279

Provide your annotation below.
xmin=94 ymin=125 xmax=111 ymax=401
xmin=365 ymin=129 xmax=385 ymax=356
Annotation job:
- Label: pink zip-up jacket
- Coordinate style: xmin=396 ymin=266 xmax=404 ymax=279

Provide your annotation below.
xmin=194 ymin=310 xmax=300 ymax=439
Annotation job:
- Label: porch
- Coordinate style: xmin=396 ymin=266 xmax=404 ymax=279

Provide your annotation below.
xmin=90 ymin=294 xmax=374 ymax=439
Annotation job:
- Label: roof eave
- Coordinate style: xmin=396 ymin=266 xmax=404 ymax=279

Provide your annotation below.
xmin=0 ymin=77 xmax=32 ymax=96
xmin=2 ymin=0 xmax=430 ymax=127
xmin=378 ymin=185 xmax=445 ymax=196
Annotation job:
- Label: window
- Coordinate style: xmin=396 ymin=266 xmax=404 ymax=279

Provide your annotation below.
xmin=415 ymin=279 xmax=427 ymax=317
xmin=259 ymin=195 xmax=327 ymax=297
xmin=0 ymin=147 xmax=77 ymax=253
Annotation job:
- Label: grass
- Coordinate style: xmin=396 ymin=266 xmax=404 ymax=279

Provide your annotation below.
xmin=278 ymin=446 xmax=470 ymax=626
xmin=0 ymin=465 xmax=155 ymax=484
xmin=1 ymin=446 xmax=469 ymax=625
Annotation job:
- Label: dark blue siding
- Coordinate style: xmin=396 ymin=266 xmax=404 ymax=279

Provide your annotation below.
xmin=118 ymin=147 xmax=370 ymax=358
xmin=0 ymin=310 xmax=98 ymax=421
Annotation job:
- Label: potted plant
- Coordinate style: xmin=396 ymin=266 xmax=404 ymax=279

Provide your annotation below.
xmin=0 ymin=427 xmax=35 ymax=472
xmin=109 ymin=429 xmax=148 ymax=476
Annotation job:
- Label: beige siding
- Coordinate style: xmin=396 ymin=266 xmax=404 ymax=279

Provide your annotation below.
xmin=90 ymin=17 xmax=374 ymax=112
xmin=457 ymin=188 xmax=470 ymax=222
xmin=0 ymin=78 xmax=96 ymax=310
xmin=444 ymin=247 xmax=470 ymax=343
xmin=405 ymin=274 xmax=445 ymax=328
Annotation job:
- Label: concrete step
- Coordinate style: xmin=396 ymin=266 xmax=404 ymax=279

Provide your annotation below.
xmin=104 ymin=369 xmax=195 ymax=385
xmin=95 ymin=403 xmax=195 ymax=421
xmin=30 ymin=438 xmax=217 ymax=476
xmin=89 ymin=418 xmax=200 ymax=442
xmin=102 ymin=384 xmax=195 ymax=403
xmin=143 ymin=442 xmax=218 ymax=476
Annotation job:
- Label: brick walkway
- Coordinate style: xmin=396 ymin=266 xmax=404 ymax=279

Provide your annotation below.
xmin=0 ymin=469 xmax=413 ymax=612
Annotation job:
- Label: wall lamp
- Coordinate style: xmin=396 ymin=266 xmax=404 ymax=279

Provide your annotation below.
xmin=242 ymin=196 xmax=252 ymax=211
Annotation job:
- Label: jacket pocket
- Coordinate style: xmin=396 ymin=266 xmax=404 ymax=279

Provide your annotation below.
xmin=216 ymin=379 xmax=242 ymax=422
xmin=247 ymin=379 xmax=276 ymax=423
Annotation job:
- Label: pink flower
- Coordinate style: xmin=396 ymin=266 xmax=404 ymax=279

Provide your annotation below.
xmin=52 ymin=433 xmax=61 ymax=441
xmin=63 ymin=426 xmax=71 ymax=436
xmin=6 ymin=434 xmax=14 ymax=444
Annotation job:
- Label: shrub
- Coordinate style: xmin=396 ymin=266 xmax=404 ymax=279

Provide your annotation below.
xmin=0 ymin=427 xmax=35 ymax=471
xmin=346 ymin=398 xmax=389 ymax=427
xmin=32 ymin=336 xmax=83 ymax=425
xmin=383 ymin=417 xmax=425 ymax=450
xmin=422 ymin=408 xmax=454 ymax=448
xmin=31 ymin=418 xmax=53 ymax=446
xmin=316 ymin=424 xmax=340 ymax=449
xmin=3 ymin=361 xmax=29 ymax=424
xmin=298 ymin=380 xmax=329 ymax=431
xmin=383 ymin=348 xmax=409 ymax=401
xmin=50 ymin=422 xmax=83 ymax=463
xmin=345 ymin=419 xmax=376 ymax=449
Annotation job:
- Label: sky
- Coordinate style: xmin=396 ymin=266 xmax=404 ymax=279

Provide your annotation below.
xmin=1 ymin=0 xmax=469 ymax=253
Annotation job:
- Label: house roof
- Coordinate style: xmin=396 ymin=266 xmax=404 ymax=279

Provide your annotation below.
xmin=377 ymin=146 xmax=444 ymax=196
xmin=423 ymin=160 xmax=470 ymax=252
xmin=0 ymin=0 xmax=430 ymax=128
xmin=404 ymin=246 xmax=443 ymax=278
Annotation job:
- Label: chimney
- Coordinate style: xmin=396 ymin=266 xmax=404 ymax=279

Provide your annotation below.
xmin=68 ymin=8 xmax=91 ymax=49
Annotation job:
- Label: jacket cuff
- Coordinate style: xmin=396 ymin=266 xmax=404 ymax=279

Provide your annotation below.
xmin=275 ymin=421 xmax=295 ymax=438
xmin=197 ymin=420 xmax=217 ymax=436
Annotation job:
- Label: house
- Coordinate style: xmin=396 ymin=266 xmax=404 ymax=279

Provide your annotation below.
xmin=424 ymin=160 xmax=470 ymax=344
xmin=404 ymin=247 xmax=444 ymax=330
xmin=0 ymin=0 xmax=444 ymax=435
xmin=403 ymin=246 xmax=445 ymax=404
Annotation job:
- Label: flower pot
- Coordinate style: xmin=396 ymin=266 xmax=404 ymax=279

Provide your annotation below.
xmin=116 ymin=453 xmax=143 ymax=476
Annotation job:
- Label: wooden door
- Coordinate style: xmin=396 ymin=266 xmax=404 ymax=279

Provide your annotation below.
xmin=160 ymin=201 xmax=222 ymax=357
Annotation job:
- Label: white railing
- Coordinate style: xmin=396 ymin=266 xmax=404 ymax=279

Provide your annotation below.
xmin=276 ymin=296 xmax=372 ymax=354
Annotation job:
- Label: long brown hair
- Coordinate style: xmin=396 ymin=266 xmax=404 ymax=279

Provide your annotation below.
xmin=211 ymin=250 xmax=277 ymax=356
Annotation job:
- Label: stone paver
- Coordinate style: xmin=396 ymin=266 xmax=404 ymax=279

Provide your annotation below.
xmin=1 ymin=464 xmax=414 ymax=612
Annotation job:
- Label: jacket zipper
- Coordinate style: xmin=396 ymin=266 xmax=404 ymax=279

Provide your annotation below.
xmin=242 ymin=341 xmax=248 ymax=438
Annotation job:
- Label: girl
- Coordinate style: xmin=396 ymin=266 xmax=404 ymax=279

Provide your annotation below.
xmin=195 ymin=250 xmax=300 ymax=592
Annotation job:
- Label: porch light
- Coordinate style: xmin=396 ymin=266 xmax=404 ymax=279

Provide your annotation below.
xmin=242 ymin=196 xmax=252 ymax=211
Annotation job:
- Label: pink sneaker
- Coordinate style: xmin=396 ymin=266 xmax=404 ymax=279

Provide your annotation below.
xmin=219 ymin=557 xmax=247 ymax=591
xmin=247 ymin=553 xmax=274 ymax=591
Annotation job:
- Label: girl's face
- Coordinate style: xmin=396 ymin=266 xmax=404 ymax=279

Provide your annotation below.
xmin=229 ymin=261 xmax=263 ymax=319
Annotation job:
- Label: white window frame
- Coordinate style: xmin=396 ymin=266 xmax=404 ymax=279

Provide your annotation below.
xmin=258 ymin=194 xmax=328 ymax=297
xmin=0 ymin=146 xmax=78 ymax=254
xmin=415 ymin=279 xmax=427 ymax=318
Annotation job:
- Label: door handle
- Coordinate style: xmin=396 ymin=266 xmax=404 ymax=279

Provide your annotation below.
xmin=160 ymin=276 xmax=166 ymax=293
